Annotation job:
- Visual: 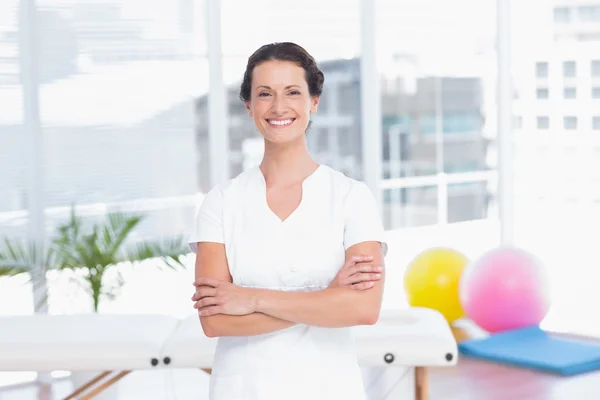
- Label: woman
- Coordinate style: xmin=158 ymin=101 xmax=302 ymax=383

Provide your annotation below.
xmin=189 ymin=42 xmax=387 ymax=400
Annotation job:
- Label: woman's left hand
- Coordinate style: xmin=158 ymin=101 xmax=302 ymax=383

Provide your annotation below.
xmin=192 ymin=277 xmax=257 ymax=316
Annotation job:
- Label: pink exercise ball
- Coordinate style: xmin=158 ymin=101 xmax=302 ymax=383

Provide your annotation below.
xmin=459 ymin=246 xmax=551 ymax=333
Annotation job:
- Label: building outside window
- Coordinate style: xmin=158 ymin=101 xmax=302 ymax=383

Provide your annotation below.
xmin=564 ymin=116 xmax=578 ymax=130
xmin=563 ymin=60 xmax=576 ymax=77
xmin=537 ymin=116 xmax=550 ymax=129
xmin=564 ymin=87 xmax=576 ymax=99
xmin=554 ymin=7 xmax=571 ymax=23
xmin=537 ymin=87 xmax=549 ymax=99
xmin=592 ymin=60 xmax=600 ymax=77
xmin=536 ymin=61 xmax=549 ymax=78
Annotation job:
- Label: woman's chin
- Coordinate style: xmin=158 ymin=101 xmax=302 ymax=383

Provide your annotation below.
xmin=263 ymin=131 xmax=305 ymax=145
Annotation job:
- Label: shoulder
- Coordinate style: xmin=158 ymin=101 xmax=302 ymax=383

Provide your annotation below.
xmin=196 ymin=168 xmax=259 ymax=214
xmin=202 ymin=167 xmax=258 ymax=199
xmin=318 ymin=165 xmax=375 ymax=202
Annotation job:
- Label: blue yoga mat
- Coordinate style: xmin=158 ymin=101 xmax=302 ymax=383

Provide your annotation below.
xmin=458 ymin=326 xmax=600 ymax=376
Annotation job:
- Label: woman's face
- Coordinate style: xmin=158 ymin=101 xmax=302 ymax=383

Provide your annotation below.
xmin=245 ymin=60 xmax=319 ymax=145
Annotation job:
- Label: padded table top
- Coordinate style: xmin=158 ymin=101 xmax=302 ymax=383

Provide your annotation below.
xmin=0 ymin=308 xmax=457 ymax=372
xmin=0 ymin=314 xmax=179 ymax=372
xmin=162 ymin=307 xmax=457 ymax=368
xmin=354 ymin=307 xmax=457 ymax=367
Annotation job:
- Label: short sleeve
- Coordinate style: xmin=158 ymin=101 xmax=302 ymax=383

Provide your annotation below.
xmin=188 ymin=185 xmax=224 ymax=253
xmin=343 ymin=181 xmax=388 ymax=256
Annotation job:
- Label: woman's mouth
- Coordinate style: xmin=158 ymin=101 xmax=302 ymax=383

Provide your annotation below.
xmin=267 ymin=118 xmax=295 ymax=127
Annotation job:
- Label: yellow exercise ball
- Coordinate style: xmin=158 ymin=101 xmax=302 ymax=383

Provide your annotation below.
xmin=404 ymin=247 xmax=469 ymax=323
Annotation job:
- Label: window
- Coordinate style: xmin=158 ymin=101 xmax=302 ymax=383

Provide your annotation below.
xmin=554 ymin=7 xmax=571 ymax=23
xmin=317 ymin=91 xmax=329 ymax=114
xmin=443 ymin=111 xmax=480 ymax=133
xmin=337 ymin=127 xmax=355 ymax=156
xmin=563 ymin=61 xmax=576 ymax=77
xmin=564 ymin=87 xmax=577 ymax=99
xmin=338 ymin=83 xmax=358 ymax=115
xmin=315 ymin=128 xmax=329 ymax=150
xmin=536 ymin=88 xmax=549 ymax=99
xmin=419 ymin=115 xmax=437 ymax=135
xmin=593 ymin=87 xmax=600 ymax=99
xmin=417 ymin=112 xmax=480 ymax=135
xmin=578 ymin=6 xmax=600 ymax=22
xmin=536 ymin=62 xmax=549 ymax=78
xmin=564 ymin=116 xmax=578 ymax=130
xmin=593 ymin=117 xmax=600 ymax=130
xmin=537 ymin=116 xmax=549 ymax=130
xmin=592 ymin=60 xmax=600 ymax=77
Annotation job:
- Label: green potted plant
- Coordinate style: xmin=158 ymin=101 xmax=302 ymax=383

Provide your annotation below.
xmin=52 ymin=207 xmax=189 ymax=313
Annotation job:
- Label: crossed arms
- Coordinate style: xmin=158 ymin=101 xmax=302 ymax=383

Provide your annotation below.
xmin=193 ymin=241 xmax=385 ymax=338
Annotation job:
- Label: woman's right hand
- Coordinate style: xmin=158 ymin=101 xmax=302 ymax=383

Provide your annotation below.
xmin=328 ymin=255 xmax=383 ymax=290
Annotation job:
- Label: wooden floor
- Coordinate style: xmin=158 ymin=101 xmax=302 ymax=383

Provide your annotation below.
xmin=429 ymin=357 xmax=600 ymax=400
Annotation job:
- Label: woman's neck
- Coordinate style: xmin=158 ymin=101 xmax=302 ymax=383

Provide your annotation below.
xmin=259 ymin=138 xmax=319 ymax=186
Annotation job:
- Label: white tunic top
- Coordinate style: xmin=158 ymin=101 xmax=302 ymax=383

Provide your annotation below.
xmin=189 ymin=164 xmax=387 ymax=400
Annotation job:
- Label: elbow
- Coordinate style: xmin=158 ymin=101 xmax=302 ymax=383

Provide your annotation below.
xmin=199 ymin=316 xmax=219 ymax=338
xmin=359 ymin=307 xmax=381 ymax=326
xmin=203 ymin=327 xmax=219 ymax=338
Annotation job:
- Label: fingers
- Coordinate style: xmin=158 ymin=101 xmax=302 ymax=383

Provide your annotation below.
xmin=194 ymin=296 xmax=220 ymax=309
xmin=198 ymin=306 xmax=223 ymax=317
xmin=191 ymin=287 xmax=217 ymax=301
xmin=346 ymin=272 xmax=382 ymax=285
xmin=352 ymin=281 xmax=376 ymax=290
xmin=347 ymin=264 xmax=383 ymax=276
xmin=337 ymin=255 xmax=375 ymax=278
xmin=192 ymin=278 xmax=227 ymax=315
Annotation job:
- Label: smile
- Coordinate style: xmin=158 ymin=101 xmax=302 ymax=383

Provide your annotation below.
xmin=267 ymin=118 xmax=295 ymax=127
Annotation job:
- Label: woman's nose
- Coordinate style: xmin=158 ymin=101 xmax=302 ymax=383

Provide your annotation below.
xmin=272 ymin=96 xmax=287 ymax=114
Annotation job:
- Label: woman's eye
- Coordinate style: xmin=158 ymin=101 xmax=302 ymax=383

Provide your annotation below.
xmin=258 ymin=92 xmax=270 ymax=97
xmin=289 ymin=90 xmax=301 ymax=95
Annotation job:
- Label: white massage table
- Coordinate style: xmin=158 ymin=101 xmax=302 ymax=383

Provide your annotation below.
xmin=0 ymin=307 xmax=457 ymax=400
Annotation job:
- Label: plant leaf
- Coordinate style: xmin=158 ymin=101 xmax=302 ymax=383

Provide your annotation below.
xmin=123 ymin=236 xmax=189 ymax=270
xmin=102 ymin=212 xmax=143 ymax=262
xmin=0 ymin=237 xmax=52 ymax=277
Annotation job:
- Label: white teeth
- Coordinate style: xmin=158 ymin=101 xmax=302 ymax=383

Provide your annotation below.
xmin=268 ymin=119 xmax=293 ymax=126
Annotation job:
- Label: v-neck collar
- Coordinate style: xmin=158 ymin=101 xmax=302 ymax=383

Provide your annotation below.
xmin=256 ymin=165 xmax=323 ymax=225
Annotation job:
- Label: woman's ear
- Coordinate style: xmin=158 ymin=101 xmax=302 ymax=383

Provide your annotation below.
xmin=245 ymin=101 xmax=253 ymax=117
xmin=310 ymin=96 xmax=320 ymax=114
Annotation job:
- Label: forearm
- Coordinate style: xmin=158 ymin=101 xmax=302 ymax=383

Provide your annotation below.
xmin=254 ymin=287 xmax=380 ymax=328
xmin=200 ymin=312 xmax=295 ymax=337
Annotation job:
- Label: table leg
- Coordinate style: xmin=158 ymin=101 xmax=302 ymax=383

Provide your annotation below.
xmin=415 ymin=367 xmax=428 ymax=400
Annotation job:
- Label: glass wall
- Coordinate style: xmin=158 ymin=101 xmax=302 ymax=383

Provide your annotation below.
xmin=510 ymin=1 xmax=600 ymax=336
xmin=0 ymin=0 xmax=32 ymax=322
xmin=2 ymin=0 xmax=503 ymax=320
xmin=0 ymin=0 xmax=207 ymax=319
xmin=38 ymin=0 xmax=205 ymax=239
xmin=0 ymin=0 xmax=26 ymax=240
xmin=376 ymin=0 xmax=497 ymax=230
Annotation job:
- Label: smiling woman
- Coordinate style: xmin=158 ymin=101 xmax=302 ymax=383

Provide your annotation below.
xmin=189 ymin=42 xmax=388 ymax=400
